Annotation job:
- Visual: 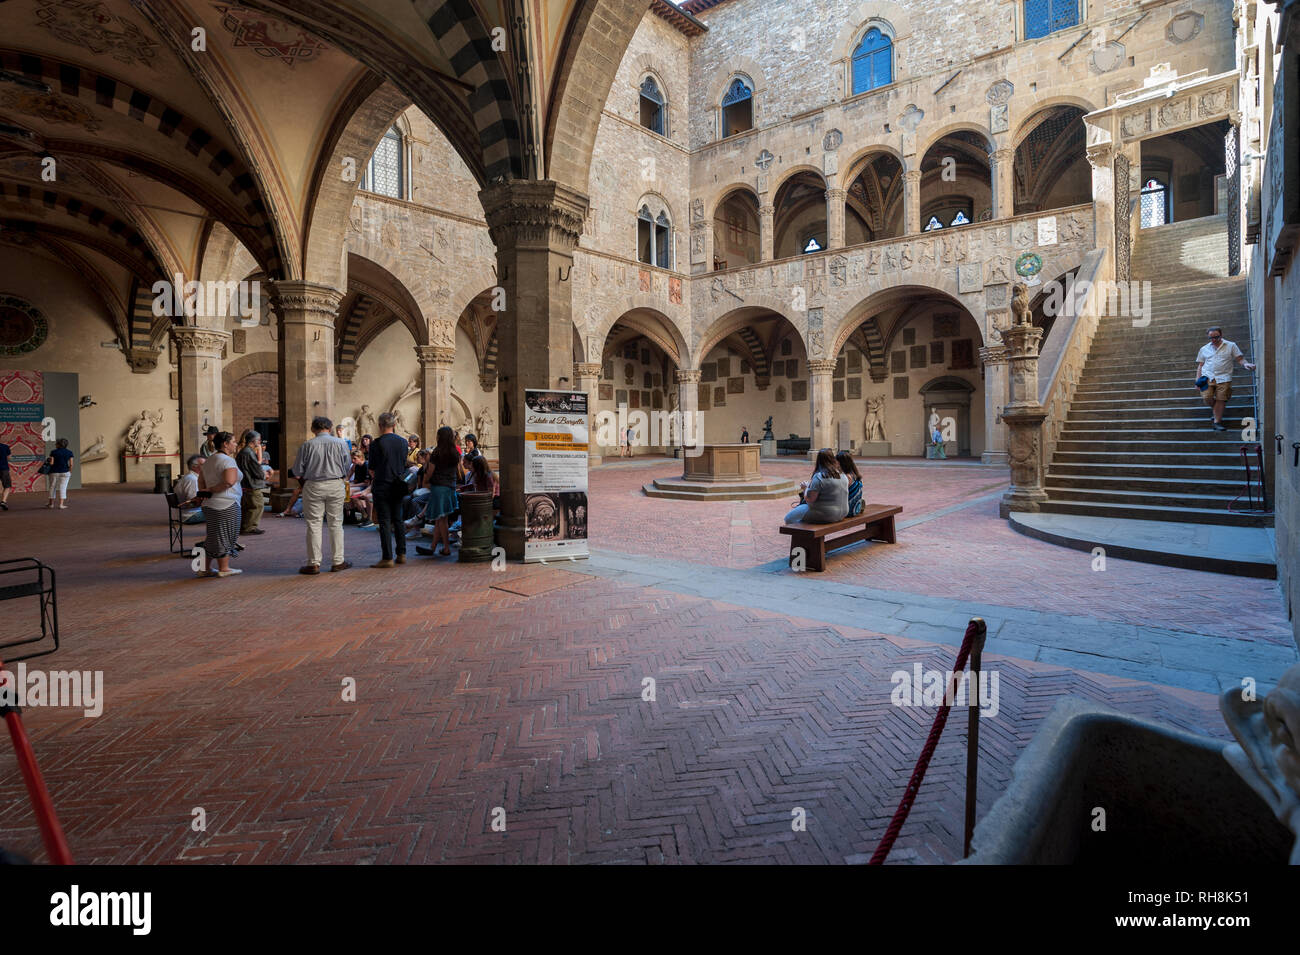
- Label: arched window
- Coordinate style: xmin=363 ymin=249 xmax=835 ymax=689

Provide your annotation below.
xmin=721 ymin=77 xmax=753 ymax=138
xmin=364 ymin=126 xmax=404 ymax=199
xmin=1140 ymin=178 xmax=1169 ymax=228
xmin=1024 ymin=0 xmax=1079 ymax=40
xmin=640 ymin=76 xmax=666 ymax=136
xmin=851 ymin=27 xmax=893 ymax=94
xmin=637 ymin=204 xmax=673 ymax=268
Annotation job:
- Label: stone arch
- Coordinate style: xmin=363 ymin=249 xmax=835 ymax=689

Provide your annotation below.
xmin=695 ymin=305 xmax=807 ymax=371
xmin=771 ymin=164 xmax=828 ymax=198
xmin=304 ymin=82 xmax=413 ymax=293
xmin=842 ymin=144 xmax=907 ymax=184
xmin=917 ymin=122 xmax=995 ymax=162
xmin=593 ymin=307 xmax=688 ymax=368
xmin=831 ymin=2 xmax=914 ymax=63
xmin=1011 ymin=95 xmax=1100 ymax=145
xmin=221 ymin=350 xmax=278 ymax=428
xmin=342 ymin=241 xmax=436 ymax=344
xmin=707 ymin=183 xmax=762 ymax=223
xmin=626 ymin=52 xmax=678 ymax=136
xmin=828 ymin=284 xmax=982 ymax=362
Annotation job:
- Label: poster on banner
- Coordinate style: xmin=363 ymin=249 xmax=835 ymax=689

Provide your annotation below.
xmin=0 ymin=370 xmax=46 ymax=492
xmin=523 ymin=389 xmax=589 ymax=562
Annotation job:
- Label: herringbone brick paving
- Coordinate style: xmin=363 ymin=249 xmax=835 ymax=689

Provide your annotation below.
xmin=0 ymin=484 xmax=1240 ymax=863
xmin=595 ymin=459 xmax=1292 ymax=645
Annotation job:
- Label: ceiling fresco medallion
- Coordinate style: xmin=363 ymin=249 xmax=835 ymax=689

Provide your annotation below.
xmin=34 ymin=0 xmax=158 ymax=68
xmin=213 ymin=4 xmax=327 ymax=67
xmin=0 ymin=87 xmax=102 ymax=133
xmin=0 ymin=295 xmax=49 ymax=358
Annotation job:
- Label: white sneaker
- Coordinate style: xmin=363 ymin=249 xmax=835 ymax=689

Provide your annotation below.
xmin=217 ymin=569 xmax=243 ymax=577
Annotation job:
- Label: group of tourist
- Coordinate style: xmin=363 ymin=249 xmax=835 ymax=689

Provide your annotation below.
xmin=784 ymin=450 xmax=865 ymax=526
xmin=175 ymin=412 xmax=497 ymax=578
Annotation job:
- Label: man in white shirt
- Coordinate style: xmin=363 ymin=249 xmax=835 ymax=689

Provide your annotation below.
xmin=1195 ymin=327 xmax=1255 ymax=431
xmin=173 ymin=454 xmax=207 ymax=524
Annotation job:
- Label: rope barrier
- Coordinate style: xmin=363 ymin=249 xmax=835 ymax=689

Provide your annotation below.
xmin=868 ymin=618 xmax=983 ymax=866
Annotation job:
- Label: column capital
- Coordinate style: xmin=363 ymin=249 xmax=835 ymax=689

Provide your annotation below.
xmin=269 ymin=281 xmax=343 ymax=324
xmin=824 ymin=187 xmax=847 ymax=201
xmin=675 ymin=368 xmax=702 ymax=383
xmin=479 ymin=372 xmax=497 ymax=393
xmin=124 ymin=346 xmax=161 ymax=374
xmin=989 ymin=147 xmax=1014 ymax=166
xmin=978 ymin=343 xmax=1009 ymax=365
xmin=759 ymin=203 xmax=775 ymax=217
xmin=478 ymin=179 xmax=589 ymax=252
xmin=1002 ymin=323 xmax=1043 ymax=361
xmin=414 ymin=344 xmax=455 ymax=367
xmin=903 ymin=169 xmax=922 ymax=184
xmin=573 ymin=362 xmax=602 ymax=378
xmin=1086 ymin=142 xmax=1114 ymax=169
xmin=808 ymin=358 xmax=838 ymax=375
xmin=170 ymin=326 xmax=229 ymax=355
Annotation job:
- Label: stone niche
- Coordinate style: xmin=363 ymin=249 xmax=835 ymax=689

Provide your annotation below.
xmin=683 ymin=442 xmax=762 ymax=483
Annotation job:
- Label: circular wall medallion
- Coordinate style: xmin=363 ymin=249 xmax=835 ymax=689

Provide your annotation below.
xmin=1014 ymin=252 xmax=1043 ymax=278
xmin=0 ymin=294 xmax=48 ymax=357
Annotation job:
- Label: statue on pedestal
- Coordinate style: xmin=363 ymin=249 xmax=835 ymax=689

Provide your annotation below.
xmin=864 ymin=395 xmax=887 ymax=443
xmin=1011 ymin=283 xmax=1032 ymax=325
xmin=124 ymin=409 xmax=165 ymax=455
xmin=355 ymin=404 xmax=379 ymax=438
xmin=476 ymin=408 xmax=494 ymax=449
xmin=762 ymin=416 xmax=775 ymax=441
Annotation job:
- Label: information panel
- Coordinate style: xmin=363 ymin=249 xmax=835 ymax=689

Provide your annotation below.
xmin=523 ymin=389 xmax=589 ymax=562
xmin=0 ymin=370 xmax=46 ymax=492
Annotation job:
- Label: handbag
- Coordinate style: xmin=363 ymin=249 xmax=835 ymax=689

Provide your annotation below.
xmin=37 ymin=459 xmax=51 ymax=475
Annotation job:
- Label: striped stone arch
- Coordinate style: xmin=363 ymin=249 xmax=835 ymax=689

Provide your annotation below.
xmin=482 ymin=325 xmax=499 ymax=379
xmin=335 ymin=291 xmax=381 ymax=377
xmin=0 ymin=52 xmax=285 ymax=276
xmin=849 ymin=317 xmax=888 ymax=382
xmin=0 ymin=184 xmax=157 ymax=269
xmin=732 ymin=325 xmax=772 ymax=388
xmin=417 ymin=0 xmax=523 ymax=181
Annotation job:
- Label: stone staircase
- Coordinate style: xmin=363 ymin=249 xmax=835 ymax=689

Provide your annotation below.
xmin=1042 ymin=215 xmax=1271 ymax=528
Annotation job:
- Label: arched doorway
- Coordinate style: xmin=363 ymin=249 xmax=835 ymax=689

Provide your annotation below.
xmin=919 ymin=376 xmax=976 ymax=457
xmin=713 ymin=188 xmax=761 ymax=270
xmin=919 ymin=131 xmax=993 ymax=230
xmin=593 ymin=308 xmax=687 ymax=456
xmin=1013 ymin=105 xmax=1091 ymax=214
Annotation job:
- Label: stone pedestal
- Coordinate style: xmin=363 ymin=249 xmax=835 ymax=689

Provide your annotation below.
xmin=859 ymin=441 xmax=893 ymax=457
xmin=999 ymin=321 xmax=1048 ymax=516
xmin=645 ymin=442 xmax=795 ymax=500
xmin=675 ymin=368 xmax=701 ymax=452
xmin=480 ymin=180 xmax=588 ymax=560
xmin=121 ymin=452 xmax=179 ymax=484
xmin=760 ymin=438 xmax=776 ymax=458
xmin=683 ymin=442 xmax=761 ymax=482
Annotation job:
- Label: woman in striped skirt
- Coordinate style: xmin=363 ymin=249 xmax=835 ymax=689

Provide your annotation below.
xmin=197 ymin=431 xmax=244 ymax=577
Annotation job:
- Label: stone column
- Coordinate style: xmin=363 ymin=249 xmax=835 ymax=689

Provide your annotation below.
xmin=903 ymin=169 xmax=922 ymax=235
xmin=270 ymin=281 xmax=342 ymax=506
xmin=990 ymin=147 xmax=1015 ymax=220
xmin=998 ymin=318 xmax=1048 ymax=516
xmin=414 ymin=345 xmax=455 ymax=443
xmin=171 ymin=327 xmax=229 ymax=457
xmin=675 ymin=368 xmax=701 ymax=457
xmin=826 ymin=188 xmax=847 ymax=249
xmin=978 ymin=341 xmax=1010 ymax=465
xmin=573 ymin=362 xmax=602 ymax=465
xmin=479 ymin=179 xmax=588 ymax=560
xmin=759 ymin=202 xmax=775 ymax=261
xmin=808 ymin=359 xmax=837 ymax=458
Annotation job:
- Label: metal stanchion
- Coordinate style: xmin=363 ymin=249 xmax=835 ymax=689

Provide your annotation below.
xmin=964 ymin=617 xmax=987 ymax=859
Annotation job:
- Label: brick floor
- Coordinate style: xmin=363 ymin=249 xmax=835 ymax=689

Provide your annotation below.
xmin=592 ymin=459 xmax=1293 ymax=646
xmin=0 ymin=484 xmax=1249 ymax=863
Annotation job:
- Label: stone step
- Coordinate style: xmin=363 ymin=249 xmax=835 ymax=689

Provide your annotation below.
xmin=1044 ymin=484 xmax=1264 ymax=512
xmin=1067 ymin=405 xmax=1254 ymax=422
xmin=1057 ymin=428 xmax=1249 ymax=443
xmin=1051 ymin=451 xmax=1249 ymax=467
xmin=1039 ymin=499 xmax=1273 ymax=528
xmin=1045 ymin=473 xmax=1251 ymax=496
xmin=1089 ymin=325 xmax=1248 ymax=342
xmin=1068 ymin=394 xmax=1255 ymax=410
xmin=1072 ymin=384 xmax=1257 ymax=401
xmin=1055 ymin=440 xmax=1252 ymax=455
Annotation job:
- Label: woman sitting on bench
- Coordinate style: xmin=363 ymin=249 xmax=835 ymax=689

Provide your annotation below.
xmin=836 ymin=451 xmax=865 ymax=517
xmin=784 ymin=448 xmax=849 ymax=524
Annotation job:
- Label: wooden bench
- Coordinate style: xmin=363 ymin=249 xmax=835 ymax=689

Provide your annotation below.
xmin=780 ymin=503 xmax=903 ymax=571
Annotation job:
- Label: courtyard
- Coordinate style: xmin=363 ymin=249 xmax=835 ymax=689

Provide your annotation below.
xmin=1 ymin=458 xmax=1290 ymax=865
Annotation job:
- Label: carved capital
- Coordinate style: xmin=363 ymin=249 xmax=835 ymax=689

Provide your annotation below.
xmin=170 ymin=327 xmax=229 ymax=356
xmin=414 ymin=345 xmax=455 ymax=367
xmin=124 ymin=346 xmax=161 ymax=374
xmin=979 ymin=344 xmax=1009 ymax=365
xmin=573 ymin=362 xmax=602 ymax=379
xmin=758 ymin=204 xmax=775 ymax=218
xmin=808 ymin=359 xmax=838 ymax=375
xmin=479 ymin=180 xmax=588 ymax=252
xmin=824 ymin=188 xmax=847 ymax=202
xmin=989 ymin=147 xmax=1014 ymax=167
xmin=903 ymin=169 xmax=922 ymax=185
xmin=269 ymin=281 xmax=343 ymax=326
xmin=336 ymin=365 xmax=356 ymax=385
xmin=1002 ymin=323 xmax=1044 ymax=360
xmin=1086 ymin=142 xmax=1114 ymax=168
xmin=675 ymin=368 xmax=702 ymax=383
xmin=479 ymin=372 xmax=497 ymax=393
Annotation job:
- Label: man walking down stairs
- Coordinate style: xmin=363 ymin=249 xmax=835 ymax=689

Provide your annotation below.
xmin=1195 ymin=326 xmax=1256 ymax=432
xmin=1018 ymin=215 xmax=1276 ymax=579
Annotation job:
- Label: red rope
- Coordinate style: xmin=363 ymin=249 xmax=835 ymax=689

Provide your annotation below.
xmin=868 ymin=620 xmax=979 ymax=865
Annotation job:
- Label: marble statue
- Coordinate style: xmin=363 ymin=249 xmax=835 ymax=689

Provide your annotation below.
xmin=1012 ymin=283 xmax=1032 ymax=325
xmin=864 ymin=396 xmax=887 ymax=443
xmin=476 ymin=408 xmax=494 ymax=449
xmin=1221 ymin=663 xmax=1300 ymax=863
xmin=355 ymin=404 xmax=379 ymax=437
xmin=390 ymin=407 xmax=408 ymax=437
xmin=81 ymin=435 xmax=108 ymax=463
xmin=124 ymin=409 xmax=165 ymax=455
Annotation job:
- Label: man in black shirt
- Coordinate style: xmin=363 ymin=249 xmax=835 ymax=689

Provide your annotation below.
xmin=368 ymin=412 xmax=411 ymax=567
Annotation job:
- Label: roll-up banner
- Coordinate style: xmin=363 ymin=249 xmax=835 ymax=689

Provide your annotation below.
xmin=523 ymin=389 xmax=589 ymax=562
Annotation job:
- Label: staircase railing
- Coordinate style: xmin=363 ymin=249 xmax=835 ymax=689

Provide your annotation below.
xmin=1036 ymin=245 xmax=1113 ymax=469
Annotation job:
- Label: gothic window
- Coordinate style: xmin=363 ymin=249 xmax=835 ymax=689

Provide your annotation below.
xmin=721 ymin=77 xmax=753 ymax=138
xmin=638 ymin=204 xmax=673 ymax=268
xmin=640 ymin=76 xmax=666 ymax=136
xmin=364 ymin=126 xmax=404 ymax=199
xmin=1024 ymin=0 xmax=1079 ymax=40
xmin=1140 ymin=178 xmax=1169 ymax=228
xmin=924 ymin=216 xmax=944 ymax=232
xmin=851 ymin=27 xmax=893 ymax=94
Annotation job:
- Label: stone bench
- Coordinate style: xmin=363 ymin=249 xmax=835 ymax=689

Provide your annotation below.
xmin=780 ymin=504 xmax=903 ymax=571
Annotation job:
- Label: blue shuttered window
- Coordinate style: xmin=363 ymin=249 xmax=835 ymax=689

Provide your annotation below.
xmin=1024 ymin=0 xmax=1080 ymax=40
xmin=851 ymin=28 xmax=892 ymax=94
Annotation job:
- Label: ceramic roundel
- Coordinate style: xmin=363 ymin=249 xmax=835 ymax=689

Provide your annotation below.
xmin=0 ymin=294 xmax=48 ymax=357
xmin=1014 ymin=252 xmax=1043 ymax=277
